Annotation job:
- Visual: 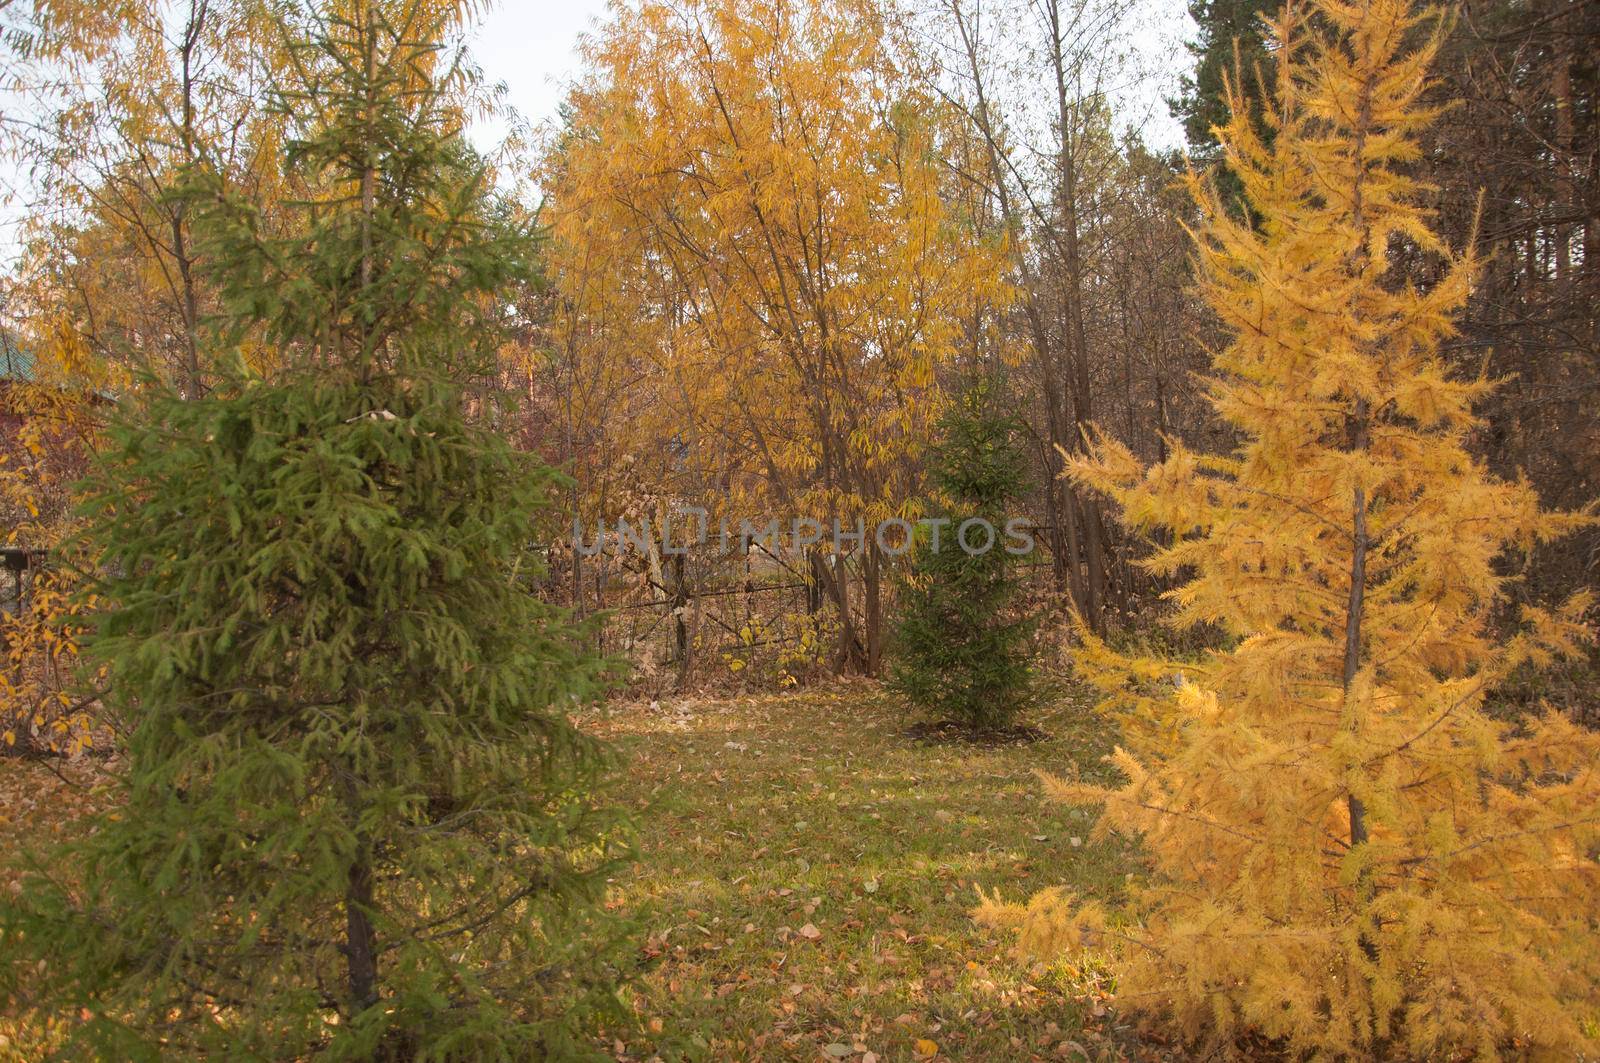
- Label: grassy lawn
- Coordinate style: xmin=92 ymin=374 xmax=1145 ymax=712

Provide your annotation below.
xmin=0 ymin=680 xmax=1146 ymax=1061
xmin=589 ymin=681 xmax=1143 ymax=1061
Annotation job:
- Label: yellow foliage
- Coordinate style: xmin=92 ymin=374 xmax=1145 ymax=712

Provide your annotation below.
xmin=975 ymin=886 xmax=1109 ymax=958
xmin=0 ymin=324 xmax=106 ymax=757
xmin=994 ymin=1 xmax=1600 ymax=1057
xmin=543 ymin=0 xmax=1011 ymax=532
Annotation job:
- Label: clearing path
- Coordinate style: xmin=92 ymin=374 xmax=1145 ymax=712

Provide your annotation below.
xmin=590 ymin=681 xmax=1141 ymax=1061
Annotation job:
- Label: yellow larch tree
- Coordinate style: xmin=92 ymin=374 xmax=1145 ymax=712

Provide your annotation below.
xmin=544 ymin=0 xmax=1011 ymax=672
xmin=978 ymin=0 xmax=1600 ymax=1056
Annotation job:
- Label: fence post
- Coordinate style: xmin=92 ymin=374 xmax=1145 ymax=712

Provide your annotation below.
xmin=671 ymin=552 xmax=689 ymax=674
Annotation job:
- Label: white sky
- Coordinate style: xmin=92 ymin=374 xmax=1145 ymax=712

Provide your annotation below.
xmin=466 ymin=0 xmax=615 ymax=145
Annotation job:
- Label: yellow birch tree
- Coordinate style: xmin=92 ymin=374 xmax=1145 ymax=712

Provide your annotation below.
xmin=978 ymin=0 xmax=1600 ymax=1056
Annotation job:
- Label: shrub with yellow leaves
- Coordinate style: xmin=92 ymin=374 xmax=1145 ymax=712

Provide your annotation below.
xmin=0 ymin=321 xmax=109 ymax=757
xmin=979 ymin=0 xmax=1600 ymax=1056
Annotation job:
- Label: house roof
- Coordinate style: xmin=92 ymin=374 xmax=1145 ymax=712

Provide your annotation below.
xmin=0 ymin=332 xmax=114 ymax=403
xmin=0 ymin=335 xmax=34 ymax=382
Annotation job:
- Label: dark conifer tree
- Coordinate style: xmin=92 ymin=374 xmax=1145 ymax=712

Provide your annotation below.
xmin=1171 ymin=0 xmax=1277 ymax=163
xmin=889 ymin=379 xmax=1035 ymax=733
xmin=0 ymin=3 xmax=629 ymax=1057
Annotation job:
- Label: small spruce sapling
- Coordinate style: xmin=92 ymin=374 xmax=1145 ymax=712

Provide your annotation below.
xmin=889 ymin=378 xmax=1035 ymax=733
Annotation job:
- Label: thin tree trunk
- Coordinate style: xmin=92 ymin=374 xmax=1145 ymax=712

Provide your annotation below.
xmin=345 ymin=857 xmax=378 ymax=1013
xmin=1341 ymin=402 xmax=1377 ymax=978
xmin=1342 ymin=469 xmax=1370 ymax=848
xmin=1339 ymin=57 xmax=1381 ymax=987
xmin=863 ymin=543 xmax=882 ymax=675
xmin=947 ymin=0 xmax=1077 ymax=600
xmin=172 ymin=0 xmax=208 ymax=399
xmin=357 ymin=0 xmax=377 ymax=374
xmin=1343 ymin=44 xmax=1377 ymax=855
xmin=1045 ymin=0 xmax=1106 ymax=633
xmin=672 ymin=552 xmax=690 ymax=681
xmin=1548 ymin=0 xmax=1575 ymax=283
xmin=341 ymin=770 xmax=379 ymax=1016
xmin=346 ymin=7 xmax=382 ymax=1011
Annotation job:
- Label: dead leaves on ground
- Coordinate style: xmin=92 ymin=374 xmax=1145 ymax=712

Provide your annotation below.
xmin=0 ymin=755 xmax=112 ymax=856
xmin=594 ymin=684 xmax=1144 ymax=1061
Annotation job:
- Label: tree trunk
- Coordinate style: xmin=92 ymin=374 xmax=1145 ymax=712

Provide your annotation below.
xmin=172 ymin=0 xmax=207 ymax=399
xmin=821 ymin=551 xmax=866 ymax=674
xmin=341 ymin=769 xmax=379 ymax=1018
xmin=345 ymin=855 xmax=378 ymax=1015
xmin=1342 ymin=480 xmax=1370 ymax=850
xmin=672 ymin=552 xmax=691 ymax=683
xmin=1046 ymin=0 xmax=1106 ymax=633
xmin=947 ymin=0 xmax=1078 ymax=601
xmin=863 ymin=543 xmax=882 ymax=675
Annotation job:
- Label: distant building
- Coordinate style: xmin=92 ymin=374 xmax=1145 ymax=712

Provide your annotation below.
xmin=0 ymin=332 xmax=38 ymax=447
xmin=0 ymin=330 xmax=103 ymax=595
xmin=2 ymin=335 xmax=46 ymax=617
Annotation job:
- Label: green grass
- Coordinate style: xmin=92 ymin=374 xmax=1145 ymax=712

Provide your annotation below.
xmin=585 ymin=680 xmax=1142 ymax=1061
xmin=0 ymin=681 xmax=1143 ymax=1061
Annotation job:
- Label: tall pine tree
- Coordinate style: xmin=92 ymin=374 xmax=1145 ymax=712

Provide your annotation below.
xmin=981 ymin=0 xmax=1600 ymax=1055
xmin=0 ymin=2 xmax=629 ymax=1058
xmin=889 ymin=379 xmax=1035 ymax=733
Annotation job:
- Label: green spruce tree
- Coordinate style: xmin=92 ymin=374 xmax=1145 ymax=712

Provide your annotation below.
xmin=1171 ymin=0 xmax=1277 ymax=216
xmin=1171 ymin=0 xmax=1277 ymax=164
xmin=889 ymin=379 xmax=1035 ymax=733
xmin=0 ymin=3 xmax=629 ymax=1058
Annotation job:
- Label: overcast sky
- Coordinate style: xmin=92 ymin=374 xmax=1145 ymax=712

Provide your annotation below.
xmin=467 ymin=0 xmax=614 ymax=144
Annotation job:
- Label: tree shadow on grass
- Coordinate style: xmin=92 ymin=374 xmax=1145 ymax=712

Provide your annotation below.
xmin=900 ymin=719 xmax=1048 ymax=746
